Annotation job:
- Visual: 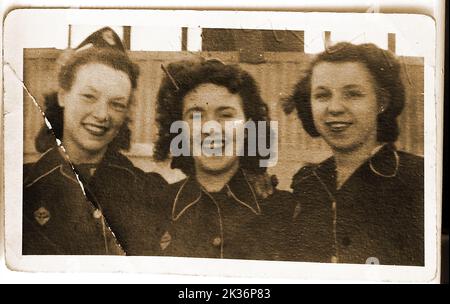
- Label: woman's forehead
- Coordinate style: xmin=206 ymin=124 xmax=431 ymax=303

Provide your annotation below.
xmin=183 ymin=83 xmax=243 ymax=110
xmin=311 ymin=61 xmax=374 ymax=88
xmin=72 ymin=63 xmax=132 ymax=94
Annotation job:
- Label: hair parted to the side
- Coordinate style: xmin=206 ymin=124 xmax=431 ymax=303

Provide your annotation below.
xmin=154 ymin=59 xmax=272 ymax=175
xmin=35 ymin=47 xmax=139 ymax=153
xmin=286 ymin=42 xmax=405 ymax=143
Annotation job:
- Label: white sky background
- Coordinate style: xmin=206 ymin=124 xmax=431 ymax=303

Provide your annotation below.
xmin=70 ymin=25 xmax=124 ymax=48
xmin=131 ymin=26 xmax=182 ymax=51
xmin=3 ymin=10 xmax=433 ymax=56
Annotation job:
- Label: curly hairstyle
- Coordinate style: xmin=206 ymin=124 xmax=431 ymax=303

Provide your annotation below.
xmin=35 ymin=47 xmax=140 ymax=153
xmin=154 ymin=59 xmax=272 ymax=175
xmin=286 ymin=42 xmax=405 ymax=143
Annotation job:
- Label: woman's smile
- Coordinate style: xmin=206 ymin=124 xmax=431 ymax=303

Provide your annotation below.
xmin=82 ymin=122 xmax=110 ymax=137
xmin=325 ymin=120 xmax=353 ymax=133
xmin=202 ymin=138 xmax=225 ymax=151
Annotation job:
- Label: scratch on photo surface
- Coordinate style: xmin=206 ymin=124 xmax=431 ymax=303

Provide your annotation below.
xmin=400 ymin=57 xmax=414 ymax=87
xmin=161 ymin=63 xmax=180 ymax=91
xmin=4 ymin=61 xmax=89 ymax=194
xmin=4 ymin=61 xmax=127 ymax=254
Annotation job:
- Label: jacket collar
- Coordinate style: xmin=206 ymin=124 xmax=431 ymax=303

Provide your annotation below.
xmin=312 ymin=143 xmax=399 ymax=192
xmin=94 ymin=148 xmax=139 ymax=182
xmin=24 ymin=146 xmax=137 ymax=188
xmin=172 ymin=169 xmax=261 ymax=221
xmin=24 ymin=147 xmax=79 ymax=187
xmin=367 ymin=143 xmax=399 ymax=177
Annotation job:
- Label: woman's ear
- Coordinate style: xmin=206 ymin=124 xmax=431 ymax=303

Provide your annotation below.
xmin=57 ymin=89 xmax=66 ymax=108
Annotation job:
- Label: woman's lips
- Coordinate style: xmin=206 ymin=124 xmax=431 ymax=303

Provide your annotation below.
xmin=203 ymin=138 xmax=225 ymax=150
xmin=325 ymin=121 xmax=352 ymax=132
xmin=83 ymin=123 xmax=109 ymax=136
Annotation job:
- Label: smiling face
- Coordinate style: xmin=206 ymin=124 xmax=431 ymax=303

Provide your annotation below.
xmin=182 ymin=83 xmax=246 ymax=175
xmin=58 ymin=63 xmax=132 ymax=163
xmin=310 ymin=61 xmax=382 ymax=153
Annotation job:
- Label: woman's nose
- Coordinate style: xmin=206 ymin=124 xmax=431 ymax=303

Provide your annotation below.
xmin=202 ymin=118 xmax=222 ymax=135
xmin=92 ymin=99 xmax=109 ymax=122
xmin=327 ymin=95 xmax=345 ymax=114
xmin=203 ymin=112 xmax=214 ymax=123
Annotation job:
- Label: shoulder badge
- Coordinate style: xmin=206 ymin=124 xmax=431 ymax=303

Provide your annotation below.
xmin=160 ymin=231 xmax=172 ymax=251
xmin=34 ymin=207 xmax=51 ymax=226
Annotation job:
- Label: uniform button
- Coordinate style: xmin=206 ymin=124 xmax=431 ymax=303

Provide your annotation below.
xmin=212 ymin=237 xmax=222 ymax=247
xmin=93 ymin=209 xmax=103 ymax=219
xmin=365 ymin=257 xmax=380 ymax=265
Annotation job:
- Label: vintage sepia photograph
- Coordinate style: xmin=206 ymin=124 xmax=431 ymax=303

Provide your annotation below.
xmin=2 ymin=8 xmax=441 ymax=282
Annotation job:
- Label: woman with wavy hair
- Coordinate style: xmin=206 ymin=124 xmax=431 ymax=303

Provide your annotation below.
xmin=152 ymin=59 xmax=295 ymax=260
xmin=23 ymin=27 xmax=166 ymax=255
xmin=284 ymin=42 xmax=424 ymax=265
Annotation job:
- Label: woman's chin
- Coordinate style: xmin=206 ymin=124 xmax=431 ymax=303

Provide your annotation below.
xmin=77 ymin=140 xmax=110 ymax=156
xmin=327 ymin=140 xmax=369 ymax=154
xmin=195 ymin=156 xmax=238 ymax=175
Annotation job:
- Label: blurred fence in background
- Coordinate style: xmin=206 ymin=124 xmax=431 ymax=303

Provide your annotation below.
xmin=23 ymin=49 xmax=424 ymax=189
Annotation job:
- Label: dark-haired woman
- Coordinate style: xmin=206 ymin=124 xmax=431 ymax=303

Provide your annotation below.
xmin=152 ymin=59 xmax=295 ymax=260
xmin=284 ymin=42 xmax=424 ymax=265
xmin=23 ymin=28 xmax=166 ymax=255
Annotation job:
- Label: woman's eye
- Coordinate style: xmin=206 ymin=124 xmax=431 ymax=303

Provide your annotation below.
xmin=110 ymin=101 xmax=128 ymax=112
xmin=313 ymin=91 xmax=330 ymax=100
xmin=345 ymin=90 xmax=365 ymax=98
xmin=81 ymin=94 xmax=96 ymax=101
xmin=187 ymin=111 xmax=202 ymax=120
xmin=220 ymin=112 xmax=235 ymax=119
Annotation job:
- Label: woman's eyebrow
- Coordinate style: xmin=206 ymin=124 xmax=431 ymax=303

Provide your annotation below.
xmin=343 ymin=84 xmax=363 ymax=90
xmin=312 ymin=86 xmax=329 ymax=91
xmin=216 ymin=106 xmax=236 ymax=112
xmin=84 ymin=85 xmax=99 ymax=93
xmin=184 ymin=106 xmax=205 ymax=114
xmin=109 ymin=96 xmax=128 ymax=101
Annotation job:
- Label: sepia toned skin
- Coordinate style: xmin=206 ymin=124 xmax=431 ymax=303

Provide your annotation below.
xmin=58 ymin=63 xmax=132 ymax=164
xmin=310 ymin=61 xmax=386 ymax=187
xmin=182 ymin=83 xmax=247 ymax=191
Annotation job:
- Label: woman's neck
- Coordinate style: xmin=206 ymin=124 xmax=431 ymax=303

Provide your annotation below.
xmin=195 ymin=161 xmax=240 ymax=193
xmin=333 ymin=140 xmax=381 ymax=189
xmin=61 ymin=139 xmax=107 ymax=165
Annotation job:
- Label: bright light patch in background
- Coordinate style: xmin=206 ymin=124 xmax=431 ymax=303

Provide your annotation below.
xmin=70 ymin=25 xmax=124 ymax=48
xmin=187 ymin=27 xmax=202 ymax=52
xmin=11 ymin=21 xmax=67 ymax=49
xmin=304 ymin=29 xmax=326 ymax=54
xmin=394 ymin=30 xmax=431 ymax=57
xmin=12 ymin=21 xmax=429 ymax=58
xmin=330 ymin=31 xmax=388 ymax=50
xmin=131 ymin=27 xmax=182 ymax=51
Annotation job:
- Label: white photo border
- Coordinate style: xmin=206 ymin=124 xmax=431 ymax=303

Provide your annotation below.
xmin=3 ymin=8 xmax=439 ymax=282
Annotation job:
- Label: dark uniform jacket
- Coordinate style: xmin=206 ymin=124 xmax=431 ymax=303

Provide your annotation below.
xmin=23 ymin=147 xmax=167 ymax=256
xmin=286 ymin=144 xmax=424 ymax=265
xmin=154 ymin=169 xmax=296 ymax=260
